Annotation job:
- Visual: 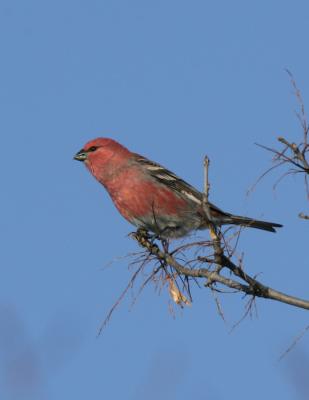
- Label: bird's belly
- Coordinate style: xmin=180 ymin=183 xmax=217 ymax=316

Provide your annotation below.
xmin=108 ymin=181 xmax=202 ymax=237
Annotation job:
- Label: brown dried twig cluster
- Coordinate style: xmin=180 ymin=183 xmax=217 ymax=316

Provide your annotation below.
xmin=255 ymin=71 xmax=309 ymax=219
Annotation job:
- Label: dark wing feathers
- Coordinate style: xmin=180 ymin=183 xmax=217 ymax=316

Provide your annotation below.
xmin=135 ymin=156 xmax=202 ymax=201
xmin=132 ymin=155 xmax=283 ymax=232
xmin=134 ymin=155 xmax=229 ymax=217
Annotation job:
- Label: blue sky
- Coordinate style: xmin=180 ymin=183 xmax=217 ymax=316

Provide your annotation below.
xmin=1 ymin=0 xmax=309 ymax=399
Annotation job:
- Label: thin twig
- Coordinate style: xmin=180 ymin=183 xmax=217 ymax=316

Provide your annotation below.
xmin=132 ymin=232 xmax=309 ymax=310
xmin=204 ymin=156 xmax=210 ymax=201
xmin=278 ymin=324 xmax=309 ymax=362
xmin=253 ymin=72 xmax=309 ymax=212
xmin=97 ymin=263 xmax=145 ymax=336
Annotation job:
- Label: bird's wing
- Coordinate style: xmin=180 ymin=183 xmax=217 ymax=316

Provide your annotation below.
xmin=133 ymin=154 xmax=229 ymax=217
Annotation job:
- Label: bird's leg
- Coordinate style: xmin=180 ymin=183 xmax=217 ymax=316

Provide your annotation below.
xmin=135 ymin=228 xmax=161 ymax=244
xmin=161 ymin=238 xmax=170 ymax=253
xmin=135 ymin=228 xmax=170 ymax=250
xmin=136 ymin=227 xmax=151 ymax=239
xmin=157 ymin=225 xmax=181 ymax=241
xmin=146 ymin=232 xmax=170 ymax=250
xmin=149 ymin=233 xmax=160 ymax=244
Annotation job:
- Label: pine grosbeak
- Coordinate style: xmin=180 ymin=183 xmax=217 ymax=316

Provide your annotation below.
xmin=74 ymin=138 xmax=282 ymax=238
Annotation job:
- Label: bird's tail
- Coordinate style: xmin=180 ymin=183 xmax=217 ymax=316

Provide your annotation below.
xmin=227 ymin=215 xmax=283 ymax=232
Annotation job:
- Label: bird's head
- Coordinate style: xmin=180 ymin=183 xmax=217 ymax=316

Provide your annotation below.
xmin=74 ymin=137 xmax=130 ymax=181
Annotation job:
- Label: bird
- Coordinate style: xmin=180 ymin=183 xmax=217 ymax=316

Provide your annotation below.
xmin=74 ymin=138 xmax=282 ymax=239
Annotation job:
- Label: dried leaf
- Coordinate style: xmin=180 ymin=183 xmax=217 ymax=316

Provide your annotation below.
xmin=167 ymin=276 xmax=191 ymax=308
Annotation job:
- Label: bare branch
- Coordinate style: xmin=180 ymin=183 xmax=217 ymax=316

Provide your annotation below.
xmin=204 ymin=156 xmax=210 ymax=200
xmin=286 ymin=69 xmax=308 ymax=147
xmin=131 ymin=231 xmax=309 ymax=311
xmin=97 ymin=263 xmax=144 ymax=336
xmin=278 ymin=324 xmax=309 ymax=362
xmin=230 ymin=297 xmax=258 ymax=333
xmin=254 ymin=72 xmax=309 ymax=215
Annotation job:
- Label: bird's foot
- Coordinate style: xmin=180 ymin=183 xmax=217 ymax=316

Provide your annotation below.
xmin=131 ymin=229 xmax=169 ymax=252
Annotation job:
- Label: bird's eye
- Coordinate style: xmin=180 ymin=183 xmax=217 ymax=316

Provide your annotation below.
xmin=88 ymin=146 xmax=98 ymax=152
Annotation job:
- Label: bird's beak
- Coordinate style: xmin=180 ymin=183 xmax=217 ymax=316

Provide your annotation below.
xmin=74 ymin=149 xmax=87 ymax=162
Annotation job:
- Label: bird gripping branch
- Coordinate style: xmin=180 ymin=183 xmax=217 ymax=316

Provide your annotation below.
xmin=74 ymin=138 xmax=282 ymax=239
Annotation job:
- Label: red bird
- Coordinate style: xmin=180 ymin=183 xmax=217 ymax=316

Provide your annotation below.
xmin=74 ymin=138 xmax=282 ymax=238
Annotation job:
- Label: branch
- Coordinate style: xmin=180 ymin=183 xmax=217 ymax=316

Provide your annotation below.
xmin=132 ymin=232 xmax=309 ymax=310
xmin=254 ymin=71 xmax=309 ymax=210
xmin=277 ymin=136 xmax=309 ymax=173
